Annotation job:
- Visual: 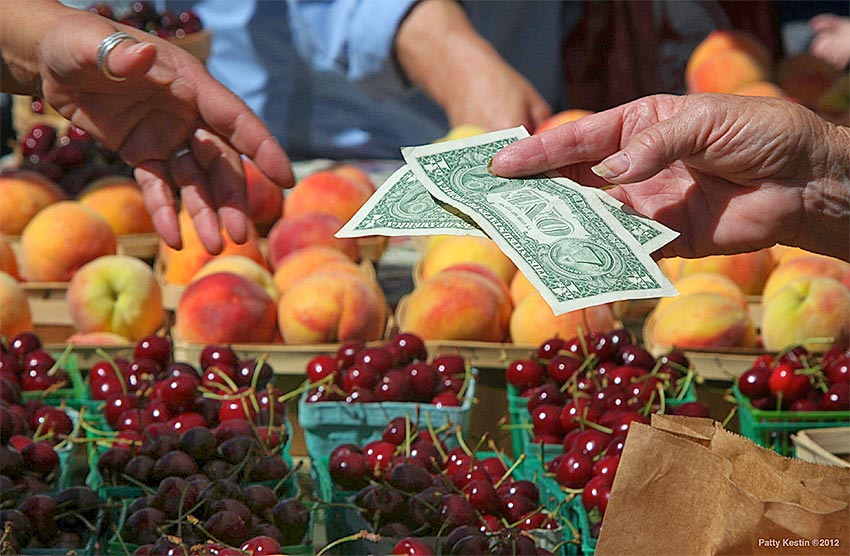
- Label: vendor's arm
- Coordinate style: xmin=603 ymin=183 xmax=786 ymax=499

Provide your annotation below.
xmin=490 ymin=94 xmax=850 ymax=261
xmin=0 ymin=0 xmax=294 ymax=254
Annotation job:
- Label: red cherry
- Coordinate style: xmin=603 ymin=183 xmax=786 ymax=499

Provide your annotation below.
xmin=336 ymin=341 xmax=364 ymax=370
xmin=570 ymin=428 xmax=611 ymax=458
xmin=555 ymin=450 xmax=594 ymax=488
xmin=505 ymin=359 xmax=545 ymax=390
xmin=31 ymin=407 xmax=72 ymax=436
xmin=547 ymin=354 xmax=582 ymax=384
xmin=393 ymin=537 xmax=435 ymax=556
xmin=502 ymin=493 xmax=537 ymax=523
xmin=133 ymin=335 xmax=172 ymax=369
xmin=531 ymin=404 xmax=564 ymax=439
xmin=618 ymin=345 xmax=656 ymax=369
xmin=168 ymin=412 xmax=207 ymax=432
xmin=200 ymin=345 xmax=239 ymax=371
xmin=9 ymin=332 xmax=42 ymax=359
xmin=820 ymin=383 xmax=850 ymax=411
xmin=355 ymin=347 xmax=394 ymax=375
xmin=593 ymin=454 xmax=620 ymax=482
xmin=342 ymin=365 xmax=380 ymax=392
xmin=536 ymin=337 xmax=565 ymax=360
xmin=344 ymin=387 xmax=378 ymax=404
xmin=825 ymin=355 xmax=850 ymax=385
xmin=240 ymin=535 xmax=282 ymax=555
xmin=219 ymin=390 xmax=258 ymax=422
xmin=559 ymin=397 xmax=602 ymax=433
xmin=462 ymin=479 xmax=501 ymax=514
xmin=202 ymin=365 xmax=237 ymax=393
xmin=738 ymin=366 xmax=772 ymax=399
xmin=768 ymin=363 xmax=810 ymax=403
xmin=375 ymin=370 xmax=413 ymax=401
xmin=608 ymin=365 xmax=648 ymax=387
xmin=104 ymin=393 xmax=138 ymax=429
xmin=305 ymin=354 xmax=338 ymax=385
xmin=234 ymin=358 xmax=273 ymax=388
xmin=478 ymin=456 xmax=508 ymax=482
xmin=431 ymin=391 xmax=461 ymax=407
xmin=382 ymin=416 xmax=412 ymax=445
xmin=156 ymin=374 xmax=199 ymax=414
xmin=390 ymin=333 xmax=428 ymax=365
xmin=363 ymin=440 xmax=396 ymax=475
xmin=432 ymin=355 xmax=465 ymax=376
xmin=406 ymin=362 xmax=439 ymax=401
xmin=526 ymin=383 xmax=566 ymax=412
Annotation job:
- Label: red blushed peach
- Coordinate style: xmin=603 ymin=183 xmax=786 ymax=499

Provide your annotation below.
xmin=509 ymin=271 xmax=536 ymax=306
xmin=175 ymin=271 xmax=278 ymax=344
xmin=440 ymin=262 xmax=512 ymax=303
xmin=762 ymin=255 xmax=850 ymax=302
xmin=266 ymin=213 xmax=359 ymax=270
xmin=283 ymin=170 xmax=372 ymax=223
xmin=66 ymin=255 xmax=163 ymax=341
xmin=272 ymin=246 xmax=357 ymax=294
xmin=761 ymin=276 xmax=850 ymax=352
xmin=192 ymin=255 xmax=279 ymax=302
xmin=277 ymin=270 xmax=388 ymax=344
xmin=20 ymin=201 xmax=117 ymax=282
xmin=0 ymin=170 xmax=65 ymax=235
xmin=66 ymin=331 xmax=132 ymax=345
xmin=685 ymin=30 xmax=771 ymax=90
xmin=686 ymin=48 xmax=769 ymax=94
xmin=244 ymin=157 xmax=284 ymax=233
xmin=656 ymin=272 xmax=748 ymax=314
xmin=509 ymin=292 xmax=616 ymax=346
xmin=420 ymin=236 xmax=516 ymax=286
xmin=534 ymin=109 xmax=594 ymax=133
xmin=0 ymin=271 xmax=32 ymax=337
xmin=400 ymin=269 xmax=512 ymax=342
xmin=0 ymin=235 xmax=19 ymax=279
xmin=650 ymin=292 xmax=757 ymax=349
xmin=78 ymin=176 xmax=154 ymax=235
xmin=330 ymin=164 xmax=376 ymax=194
xmin=161 ymin=209 xmax=268 ymax=286
xmin=675 ymin=250 xmax=775 ymax=296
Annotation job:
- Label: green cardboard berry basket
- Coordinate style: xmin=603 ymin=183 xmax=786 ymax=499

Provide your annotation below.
xmin=21 ymin=351 xmax=90 ymax=409
xmin=312 ymin=451 xmax=578 ymax=555
xmin=732 ymin=383 xmax=850 ymax=456
xmin=506 ymin=380 xmax=698 ymax=458
xmin=297 ymin=374 xmax=477 ymax=461
xmin=104 ymin=496 xmax=314 ymax=555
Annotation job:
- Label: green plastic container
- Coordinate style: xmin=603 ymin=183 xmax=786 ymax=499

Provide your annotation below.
xmin=21 ymin=352 xmax=90 ymax=409
xmin=298 ymin=376 xmax=477 ymax=461
xmin=733 ymin=382 xmax=850 ymax=456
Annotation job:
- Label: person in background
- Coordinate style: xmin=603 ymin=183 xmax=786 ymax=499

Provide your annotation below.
xmin=808 ymin=14 xmax=850 ymax=70
xmin=490 ymin=93 xmax=850 ymax=263
xmin=0 ymin=0 xmax=295 ymax=255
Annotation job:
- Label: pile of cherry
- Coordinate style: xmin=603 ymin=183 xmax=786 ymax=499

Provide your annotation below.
xmin=304 ymin=332 xmax=469 ymax=406
xmin=15 ymin=121 xmax=134 ymax=196
xmin=327 ymin=419 xmax=566 ymax=556
xmin=86 ymin=1 xmax=204 ymax=39
xmin=736 ymin=345 xmax=849 ymax=411
xmin=505 ymin=329 xmax=710 ymax=537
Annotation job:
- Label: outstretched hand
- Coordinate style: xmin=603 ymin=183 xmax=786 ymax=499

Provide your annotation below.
xmin=36 ymin=11 xmax=294 ymax=254
xmin=491 ymin=94 xmax=850 ymax=261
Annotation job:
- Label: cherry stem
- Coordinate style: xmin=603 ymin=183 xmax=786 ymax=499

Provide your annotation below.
xmin=676 ymin=369 xmax=696 ymax=401
xmin=250 ymin=353 xmax=269 ymax=391
xmin=458 ymin=360 xmax=472 ymax=400
xmin=424 ymin=412 xmax=447 ymax=462
xmin=315 ymin=530 xmax=382 ymax=556
xmin=455 ymin=425 xmax=473 ymax=457
xmin=95 ymin=348 xmax=128 ymax=395
xmin=185 ymin=514 xmax=236 ymax=550
xmin=46 ymin=344 xmax=74 ymax=377
xmin=494 ymin=453 xmax=525 ymax=489
xmin=721 ymin=406 xmax=738 ymax=428
xmin=208 ymin=366 xmax=240 ymax=394
xmin=276 ymin=374 xmax=335 ymax=403
xmin=574 ymin=418 xmax=613 ymax=435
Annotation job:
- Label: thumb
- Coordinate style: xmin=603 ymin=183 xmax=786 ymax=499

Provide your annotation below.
xmin=103 ymin=40 xmax=157 ymax=80
xmin=591 ymin=115 xmax=703 ymax=184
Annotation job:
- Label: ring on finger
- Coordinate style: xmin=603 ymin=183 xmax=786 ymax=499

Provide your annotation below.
xmin=96 ymin=31 xmax=139 ymax=82
xmin=170 ymin=145 xmax=193 ymax=163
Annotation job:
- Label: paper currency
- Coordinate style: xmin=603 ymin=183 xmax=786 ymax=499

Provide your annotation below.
xmin=401 ymin=126 xmax=678 ymax=315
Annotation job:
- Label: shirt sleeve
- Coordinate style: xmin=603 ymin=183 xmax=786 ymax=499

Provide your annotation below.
xmin=285 ymin=0 xmax=418 ymax=91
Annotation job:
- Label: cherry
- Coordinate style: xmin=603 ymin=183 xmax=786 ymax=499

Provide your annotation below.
xmin=593 ymin=454 xmax=620 ymax=482
xmin=345 ymin=387 xmax=378 ymax=403
xmin=330 ymin=445 xmax=369 ymax=490
xmin=587 ymin=332 xmax=617 ymax=362
xmin=388 ymin=462 xmax=433 ymax=493
xmin=671 ymin=401 xmax=712 ymax=418
xmin=342 ymin=364 xmax=380 ymax=392
xmin=21 ymin=440 xmax=59 ymax=476
xmin=10 ymin=332 xmax=41 ymax=359
xmin=531 ymin=404 xmax=564 ymax=439
xmin=390 ymin=333 xmax=428 ymax=364
xmin=355 ymin=347 xmax=394 ymax=375
xmin=789 ymin=399 xmax=820 ymax=412
xmin=305 ymin=354 xmax=338 ymax=384
xmin=21 ymin=124 xmax=57 ymax=158
xmin=555 ymin=450 xmax=594 ymax=488
xmin=479 ymin=456 xmax=508 ymax=481
xmin=306 ymin=385 xmax=339 ymax=403
xmin=336 ymin=341 xmax=365 ymax=370
xmin=432 ymin=354 xmax=466 ymax=376
xmin=200 ymin=344 xmax=239 ymax=371
xmin=608 ymin=365 xmax=647 ymax=387
xmin=234 ymin=358 xmax=273 ymax=388
xmin=497 ymin=479 xmax=539 ymax=503
xmin=31 ymin=406 xmax=72 ymax=436
xmin=406 ymin=362 xmax=440 ymax=401
xmin=462 ymin=478 xmax=501 ymax=514
xmin=393 ymin=537 xmax=435 ymax=556
xmin=440 ymin=374 xmax=464 ymax=394
xmin=431 ymin=390 xmax=461 ymax=407
xmin=570 ymin=428 xmax=611 ymax=458
xmin=440 ymin=493 xmax=477 ymax=528
xmin=382 ymin=416 xmax=412 ymax=445
xmin=104 ymin=393 xmax=138 ymax=429
xmin=202 ymin=364 xmax=237 ymax=393
xmin=825 ymin=355 xmax=850 ymax=385
xmin=768 ymin=363 xmax=810 ymax=402
xmin=241 ymin=535 xmax=282 ymax=555
xmin=168 ymin=412 xmax=207 ymax=433
xmin=408 ymin=441 xmax=441 ymax=472
xmin=547 ymin=354 xmax=582 ymax=384
xmin=375 ymin=370 xmax=413 ymax=401
xmin=155 ymin=374 xmax=198 ymax=414
xmin=502 ymin=493 xmax=538 ymax=523
xmin=505 ymin=359 xmax=545 ymax=391
xmin=163 ymin=361 xmax=199 ymax=380
xmin=738 ymin=366 xmax=771 ymax=399
xmin=820 ymin=382 xmax=850 ymax=411
xmin=363 ymin=440 xmax=396 ymax=475
xmin=536 ymin=337 xmax=565 ymax=360
xmin=219 ymin=390 xmax=258 ymax=423
xmin=526 ymin=383 xmax=566 ymax=412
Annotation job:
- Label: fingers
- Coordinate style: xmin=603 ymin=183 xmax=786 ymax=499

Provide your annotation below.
xmin=134 ymin=162 xmax=182 ymax=250
xmin=104 ymin=40 xmax=157 ymax=81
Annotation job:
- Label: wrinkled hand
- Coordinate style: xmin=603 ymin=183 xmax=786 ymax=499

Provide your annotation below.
xmin=491 ymin=94 xmax=850 ymax=260
xmin=37 ymin=12 xmax=294 ymax=254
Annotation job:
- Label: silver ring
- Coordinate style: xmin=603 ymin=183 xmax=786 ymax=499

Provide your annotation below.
xmin=96 ymin=31 xmax=139 ymax=82
xmin=170 ymin=146 xmax=193 ymax=162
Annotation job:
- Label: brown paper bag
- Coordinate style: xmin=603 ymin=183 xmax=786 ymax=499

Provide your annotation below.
xmin=596 ymin=415 xmax=849 ymax=556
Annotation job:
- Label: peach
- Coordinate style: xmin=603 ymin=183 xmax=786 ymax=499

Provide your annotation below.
xmin=161 ymin=209 xmax=268 ymax=285
xmin=509 ymin=292 xmax=616 ymax=346
xmin=243 ymin=157 xmax=284 ymax=233
xmin=65 ymin=331 xmax=132 ymax=345
xmin=534 ymin=109 xmax=594 ymax=133
xmin=509 ymin=271 xmax=536 ymax=306
xmin=649 ymin=292 xmax=757 ymax=349
xmin=685 ymin=30 xmax=771 ymax=91
xmin=283 ymin=170 xmax=372 ymax=222
xmin=272 ymin=246 xmax=356 ymax=294
xmin=675 ymin=250 xmax=775 ymax=295
xmin=761 ymin=276 xmax=850 ymax=352
xmin=441 ymin=262 xmax=511 ymax=301
xmin=0 ymin=170 xmax=65 ymax=235
xmin=175 ymin=271 xmax=278 ymax=344
xmin=762 ymin=255 xmax=850 ymax=301
xmin=0 ymin=271 xmax=32 ymax=337
xmin=0 ymin=235 xmax=19 ymax=279
xmin=330 ymin=164 xmax=375 ymax=194
xmin=686 ymin=48 xmax=769 ymax=94
xmin=277 ymin=270 xmax=388 ymax=344
xmin=420 ymin=236 xmax=516 ymax=285
xmin=732 ymin=81 xmax=788 ymax=98
xmin=266 ymin=213 xmax=359 ymax=270
xmin=769 ymin=245 xmax=814 ymax=265
xmin=78 ymin=176 xmax=154 ymax=235
xmin=655 ymin=272 xmax=747 ymax=314
xmin=19 ymin=201 xmax=117 ymax=282
xmin=66 ymin=255 xmax=163 ymax=341
xmin=777 ymin=53 xmax=842 ymax=109
xmin=192 ymin=255 xmax=279 ymax=302
xmin=400 ymin=268 xmax=512 ymax=342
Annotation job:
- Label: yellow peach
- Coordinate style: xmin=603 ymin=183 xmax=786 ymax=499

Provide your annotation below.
xmin=655 ymin=272 xmax=747 ymax=314
xmin=0 ymin=235 xmax=19 ymax=279
xmin=266 ymin=213 xmax=359 ymax=269
xmin=509 ymin=292 xmax=616 ymax=346
xmin=192 ymin=255 xmax=279 ymax=302
xmin=420 ymin=236 xmax=516 ymax=285
xmin=0 ymin=170 xmax=65 ymax=236
xmin=762 ymin=255 xmax=850 ymax=301
xmin=284 ymin=170 xmax=372 ymax=223
xmin=675 ymin=250 xmax=775 ymax=295
xmin=0 ymin=271 xmax=32 ymax=337
xmin=272 ymin=246 xmax=357 ymax=294
xmin=509 ymin=271 xmax=536 ymax=306
xmin=650 ymin=292 xmax=757 ymax=349
xmin=78 ymin=176 xmax=154 ymax=235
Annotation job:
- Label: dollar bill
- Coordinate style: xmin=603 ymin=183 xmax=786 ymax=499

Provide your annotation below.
xmin=402 ymin=126 xmax=678 ymax=315
xmin=592 ymin=188 xmax=680 ymax=255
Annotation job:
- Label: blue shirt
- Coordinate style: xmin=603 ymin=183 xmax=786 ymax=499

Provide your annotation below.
xmin=169 ymin=0 xmax=579 ymax=160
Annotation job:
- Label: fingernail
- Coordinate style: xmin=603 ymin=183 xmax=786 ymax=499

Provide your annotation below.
xmin=592 ymin=152 xmax=630 ymax=180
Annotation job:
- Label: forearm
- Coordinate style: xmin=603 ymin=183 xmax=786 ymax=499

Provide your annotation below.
xmin=0 ymin=0 xmax=74 ymax=95
xmin=795 ymin=122 xmax=850 ymax=261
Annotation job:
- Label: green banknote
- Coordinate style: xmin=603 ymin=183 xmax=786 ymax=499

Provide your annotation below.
xmin=402 ymin=126 xmax=677 ymax=314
